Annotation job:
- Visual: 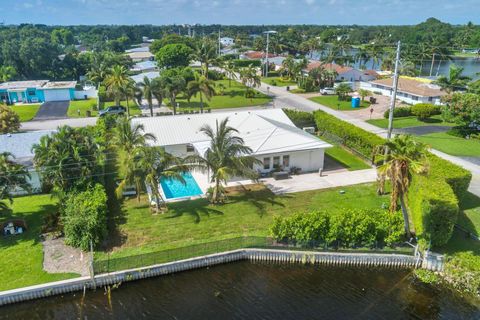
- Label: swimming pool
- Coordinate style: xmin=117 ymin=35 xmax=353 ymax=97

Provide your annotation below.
xmin=160 ymin=172 xmax=203 ymax=199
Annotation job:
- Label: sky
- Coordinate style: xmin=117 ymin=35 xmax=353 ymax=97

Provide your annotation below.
xmin=2 ymin=0 xmax=480 ymax=26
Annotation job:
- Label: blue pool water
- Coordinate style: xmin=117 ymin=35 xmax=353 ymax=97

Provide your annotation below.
xmin=160 ymin=172 xmax=203 ymax=199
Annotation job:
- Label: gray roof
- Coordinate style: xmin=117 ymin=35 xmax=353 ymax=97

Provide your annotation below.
xmin=131 ymin=71 xmax=161 ymax=84
xmin=0 ymin=130 xmax=55 ymax=165
xmin=0 ymin=80 xmax=48 ymax=90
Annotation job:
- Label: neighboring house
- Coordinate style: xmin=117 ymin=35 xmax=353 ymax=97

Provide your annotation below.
xmin=0 ymin=130 xmax=55 ymax=195
xmin=304 ymin=62 xmax=378 ymax=82
xmin=361 ymin=77 xmax=447 ymax=105
xmin=240 ymin=51 xmax=276 ymax=60
xmin=125 ymin=46 xmax=150 ymax=54
xmin=220 ymin=37 xmax=235 ymax=47
xmin=127 ymin=51 xmax=154 ymax=62
xmin=130 ymin=60 xmax=158 ymax=73
xmin=0 ymin=80 xmax=77 ymax=104
xmin=130 ymin=71 xmax=161 ymax=84
xmin=132 ymin=109 xmax=332 ymax=174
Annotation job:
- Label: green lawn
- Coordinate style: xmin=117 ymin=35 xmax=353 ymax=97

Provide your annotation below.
xmin=97 ymin=183 xmax=389 ymax=260
xmin=176 ymin=80 xmax=271 ymax=111
xmin=68 ymin=99 xmax=141 ymax=118
xmin=367 ymin=115 xmax=454 ymax=129
xmin=456 ymin=192 xmax=480 ymax=236
xmin=0 ymin=195 xmax=78 ymax=291
xmin=309 ymin=95 xmax=370 ymax=111
xmin=415 ymin=132 xmax=480 ymax=157
xmin=325 ymin=146 xmax=372 ymax=171
xmin=10 ymin=104 xmax=41 ymax=122
xmin=262 ymin=77 xmax=296 ymax=87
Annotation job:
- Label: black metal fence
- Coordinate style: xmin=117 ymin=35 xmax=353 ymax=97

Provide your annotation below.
xmin=93 ymin=236 xmax=414 ymax=274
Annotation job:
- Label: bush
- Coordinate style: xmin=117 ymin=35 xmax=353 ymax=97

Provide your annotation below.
xmin=270 ymin=209 xmax=403 ymax=248
xmin=383 ymin=107 xmax=412 ymax=119
xmin=207 ymin=69 xmax=225 ymax=81
xmin=444 ymin=252 xmax=480 ymax=296
xmin=63 ymin=184 xmax=108 ymax=251
xmin=0 ymin=104 xmax=20 ymax=133
xmin=283 ymin=108 xmax=316 ymax=129
xmin=290 ymin=88 xmax=306 ymax=94
xmin=232 ymin=59 xmax=261 ymax=68
xmin=411 ymin=103 xmax=441 ymax=120
xmin=314 ymin=109 xmax=384 ymax=157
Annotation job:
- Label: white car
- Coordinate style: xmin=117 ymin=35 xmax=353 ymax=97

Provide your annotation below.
xmin=320 ymin=87 xmax=335 ymax=95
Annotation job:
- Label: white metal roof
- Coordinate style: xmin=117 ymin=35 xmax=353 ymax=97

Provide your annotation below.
xmin=131 ymin=71 xmax=161 ymax=84
xmin=0 ymin=130 xmax=55 ymax=165
xmin=132 ymin=109 xmax=331 ymax=156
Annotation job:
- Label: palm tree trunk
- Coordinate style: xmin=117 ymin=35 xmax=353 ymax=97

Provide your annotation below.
xmin=399 ymin=195 xmax=411 ymax=238
xmin=135 ymin=177 xmax=141 ymax=202
xmin=126 ymin=96 xmax=130 ymax=117
xmin=429 ymin=54 xmax=435 ymax=77
xmin=149 ymin=100 xmax=153 ymax=117
xmin=172 ymin=95 xmax=177 ymax=115
xmin=200 ymin=94 xmax=204 ymax=114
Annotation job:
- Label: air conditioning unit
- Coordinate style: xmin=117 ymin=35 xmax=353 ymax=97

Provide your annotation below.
xmin=303 ymin=127 xmax=315 ymax=134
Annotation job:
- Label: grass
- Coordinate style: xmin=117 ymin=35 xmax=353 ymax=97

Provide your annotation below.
xmin=10 ymin=104 xmax=41 ymax=122
xmin=0 ymin=195 xmax=78 ymax=291
xmin=456 ymin=192 xmax=480 ymax=236
xmin=325 ymin=145 xmax=371 ymax=171
xmin=415 ymin=132 xmax=480 ymax=157
xmin=68 ymin=99 xmax=141 ymax=118
xmin=176 ymin=80 xmax=271 ymax=111
xmin=97 ymin=183 xmax=389 ymax=260
xmin=262 ymin=77 xmax=296 ymax=87
xmin=309 ymin=95 xmax=370 ymax=111
xmin=367 ymin=115 xmax=454 ymax=129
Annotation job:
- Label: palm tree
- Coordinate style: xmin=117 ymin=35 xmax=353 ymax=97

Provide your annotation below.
xmin=113 ymin=117 xmax=156 ymax=201
xmin=187 ymin=118 xmax=260 ymax=204
xmin=192 ymin=38 xmax=218 ymax=78
xmin=138 ymin=146 xmax=188 ymax=212
xmin=335 ymin=82 xmax=352 ymax=101
xmin=374 ymin=135 xmax=429 ymax=237
xmin=104 ymin=65 xmax=129 ymax=106
xmin=355 ymin=47 xmax=371 ymax=69
xmin=223 ymin=60 xmax=238 ymax=87
xmin=0 ymin=152 xmax=31 ymax=211
xmin=239 ymin=65 xmax=261 ymax=88
xmin=137 ymin=76 xmax=163 ymax=117
xmin=433 ymin=64 xmax=471 ymax=93
xmin=87 ymin=63 xmax=109 ymax=85
xmin=186 ymin=74 xmax=216 ymax=113
xmin=159 ymin=74 xmax=186 ymax=115
xmin=120 ymin=79 xmax=140 ymax=117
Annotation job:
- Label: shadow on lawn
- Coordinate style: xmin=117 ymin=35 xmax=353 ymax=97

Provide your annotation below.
xmin=228 ymin=186 xmax=288 ymax=217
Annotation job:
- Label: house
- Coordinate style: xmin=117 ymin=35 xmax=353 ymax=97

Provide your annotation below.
xmin=132 ymin=109 xmax=332 ymax=174
xmin=125 ymin=46 xmax=150 ymax=54
xmin=0 ymin=130 xmax=55 ymax=194
xmin=220 ymin=37 xmax=235 ymax=47
xmin=127 ymin=51 xmax=154 ymax=62
xmin=0 ymin=80 xmax=77 ymax=104
xmin=304 ymin=62 xmax=378 ymax=82
xmin=361 ymin=77 xmax=447 ymax=105
xmin=130 ymin=60 xmax=158 ymax=73
xmin=240 ymin=50 xmax=276 ymax=60
xmin=131 ymin=71 xmax=161 ymax=84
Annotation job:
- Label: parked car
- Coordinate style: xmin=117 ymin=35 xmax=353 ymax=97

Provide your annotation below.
xmin=99 ymin=106 xmax=126 ymax=117
xmin=320 ymin=87 xmax=335 ymax=95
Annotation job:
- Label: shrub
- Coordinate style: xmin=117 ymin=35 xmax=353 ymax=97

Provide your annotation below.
xmin=444 ymin=252 xmax=480 ymax=296
xmin=232 ymin=59 xmax=261 ymax=68
xmin=0 ymin=104 xmax=20 ymax=133
xmin=411 ymin=103 xmax=441 ymax=120
xmin=314 ymin=109 xmax=384 ymax=157
xmin=207 ymin=70 xmax=225 ymax=81
xmin=63 ymin=184 xmax=108 ymax=250
xmin=383 ymin=106 xmax=412 ymax=119
xmin=283 ymin=108 xmax=316 ymax=129
xmin=290 ymin=88 xmax=306 ymax=94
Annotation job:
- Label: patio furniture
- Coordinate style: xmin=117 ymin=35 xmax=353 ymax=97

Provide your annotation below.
xmin=273 ymin=171 xmax=289 ymax=180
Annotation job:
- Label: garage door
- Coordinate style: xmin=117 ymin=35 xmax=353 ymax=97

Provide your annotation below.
xmin=43 ymin=89 xmax=71 ymax=102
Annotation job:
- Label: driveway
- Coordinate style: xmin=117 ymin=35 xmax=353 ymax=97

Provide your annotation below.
xmin=34 ymin=101 xmax=70 ymax=120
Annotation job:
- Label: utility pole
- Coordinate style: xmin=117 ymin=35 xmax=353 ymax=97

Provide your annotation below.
xmin=263 ymin=31 xmax=277 ymax=77
xmin=218 ymin=30 xmax=221 ymax=56
xmin=387 ymin=40 xmax=401 ymax=140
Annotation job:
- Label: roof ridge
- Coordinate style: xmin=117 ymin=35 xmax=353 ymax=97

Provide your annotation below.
xmin=254 ymin=126 xmax=277 ymax=153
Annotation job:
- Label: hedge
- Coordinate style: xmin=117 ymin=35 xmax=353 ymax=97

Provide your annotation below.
xmin=313 ymin=108 xmax=472 ymax=247
xmin=283 ymin=108 xmax=316 ymax=129
xmin=314 ymin=109 xmax=384 ymax=157
xmin=232 ymin=59 xmax=261 ymax=68
xmin=383 ymin=106 xmax=412 ymax=119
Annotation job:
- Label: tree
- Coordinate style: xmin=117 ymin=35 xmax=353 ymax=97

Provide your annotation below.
xmin=137 ymin=76 xmax=163 ymax=117
xmin=335 ymin=83 xmax=352 ymax=101
xmin=155 ymin=43 xmax=192 ymax=69
xmin=0 ymin=104 xmax=20 ymax=134
xmin=120 ymin=79 xmax=141 ymax=117
xmin=223 ymin=60 xmax=238 ymax=87
xmin=0 ymin=152 xmax=31 ymax=212
xmin=239 ymin=65 xmax=261 ymax=88
xmin=441 ymin=93 xmax=480 ymax=128
xmin=0 ymin=66 xmax=17 ymax=82
xmin=187 ymin=74 xmax=216 ymax=113
xmin=374 ymin=135 xmax=429 ymax=237
xmin=159 ymin=71 xmax=186 ymax=115
xmin=187 ymin=118 xmax=260 ymax=204
xmin=138 ymin=146 xmax=187 ymax=212
xmin=113 ymin=117 xmax=156 ymax=201
xmin=104 ymin=65 xmax=130 ymax=106
xmin=192 ymin=38 xmax=218 ymax=78
xmin=434 ymin=64 xmax=471 ymax=93
xmin=359 ymin=89 xmax=373 ymax=102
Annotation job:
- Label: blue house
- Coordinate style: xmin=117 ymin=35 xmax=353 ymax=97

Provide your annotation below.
xmin=0 ymin=80 xmax=76 ymax=104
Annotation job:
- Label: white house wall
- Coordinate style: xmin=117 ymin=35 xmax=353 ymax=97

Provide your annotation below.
xmin=255 ymin=149 xmax=325 ymax=174
xmin=11 ymin=169 xmax=42 ymax=196
xmin=360 ymin=82 xmax=443 ymax=105
xmin=74 ymin=88 xmax=98 ymax=100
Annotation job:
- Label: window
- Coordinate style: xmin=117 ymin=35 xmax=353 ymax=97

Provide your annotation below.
xmin=263 ymin=157 xmax=271 ymax=170
xmin=428 ymin=97 xmax=433 ymax=102
xmin=273 ymin=156 xmax=280 ymax=169
xmin=283 ymin=155 xmax=290 ymax=168
xmin=28 ymin=90 xmax=36 ymax=96
xmin=412 ymin=96 xmax=418 ymax=101
xmin=186 ymin=144 xmax=195 ymax=153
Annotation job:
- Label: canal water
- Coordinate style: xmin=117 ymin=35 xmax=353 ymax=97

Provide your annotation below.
xmin=1 ymin=261 xmax=479 ymax=319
